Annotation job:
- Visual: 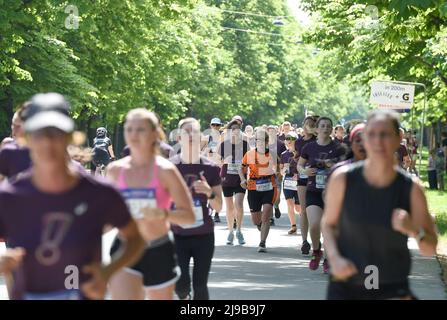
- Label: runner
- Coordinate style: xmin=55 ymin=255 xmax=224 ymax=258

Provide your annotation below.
xmin=107 ymin=108 xmax=195 ymax=300
xmin=239 ymin=128 xmax=278 ymax=252
xmin=202 ymin=117 xmax=223 ymax=223
xmin=278 ymin=121 xmax=292 ymax=142
xmin=280 ymin=131 xmax=300 ymax=234
xmin=396 ymin=128 xmax=411 ymax=170
xmin=322 ymin=109 xmax=437 ymax=299
xmin=92 ymin=127 xmax=115 ymax=175
xmin=0 ymin=92 xmax=145 ymax=300
xmin=170 ymin=117 xmax=223 ymax=300
xmin=333 ymin=125 xmax=345 ymax=144
xmin=297 ymin=116 xmax=345 ymax=272
xmin=0 ymin=104 xmax=32 ymax=182
xmin=295 ymin=116 xmax=317 ymax=255
xmin=244 ymin=125 xmax=256 ymax=149
xmin=218 ymin=120 xmax=248 ymax=245
xmin=328 ymin=123 xmax=366 ymax=176
xmin=267 ymin=125 xmax=286 ymax=222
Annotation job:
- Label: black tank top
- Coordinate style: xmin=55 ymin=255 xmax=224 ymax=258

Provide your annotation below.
xmin=337 ymin=161 xmax=413 ymax=285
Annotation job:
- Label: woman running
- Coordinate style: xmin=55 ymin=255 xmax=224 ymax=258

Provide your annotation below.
xmin=218 ymin=120 xmax=248 ymax=245
xmin=239 ymin=128 xmax=278 ymax=253
xmin=295 ymin=116 xmax=317 ymax=254
xmin=107 ymin=108 xmax=195 ymax=300
xmin=322 ymin=109 xmax=437 ymax=299
xmin=280 ymin=131 xmax=300 ymax=234
xmin=297 ymin=117 xmax=345 ymax=272
xmin=170 ymin=117 xmax=223 ymax=300
xmin=0 ymin=93 xmax=145 ymax=300
xmin=328 ymin=123 xmax=367 ymax=175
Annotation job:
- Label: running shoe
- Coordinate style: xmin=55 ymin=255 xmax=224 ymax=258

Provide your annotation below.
xmin=309 ymin=250 xmax=323 ymax=270
xmin=226 ymin=231 xmax=234 ymax=245
xmin=323 ymin=258 xmax=330 ymax=274
xmin=214 ymin=212 xmax=221 ymax=223
xmin=257 ymin=241 xmax=267 ymax=253
xmin=274 ymin=206 xmax=281 ymax=219
xmin=301 ymin=240 xmax=311 ymax=255
xmin=270 ymin=218 xmax=275 ymax=226
xmin=236 ymin=231 xmax=245 ymax=245
xmin=288 ymin=225 xmax=297 ymax=235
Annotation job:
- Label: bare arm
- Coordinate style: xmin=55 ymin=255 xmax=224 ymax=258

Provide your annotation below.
xmin=209 ymin=185 xmax=223 ymax=213
xmin=81 ymin=219 xmax=145 ymax=299
xmin=108 ymin=145 xmax=115 ymax=159
xmin=321 ymin=167 xmax=358 ymax=279
xmin=392 ymin=181 xmax=438 ymax=256
xmin=297 ymin=157 xmax=316 ymax=176
xmin=104 ymin=220 xmax=145 ymax=278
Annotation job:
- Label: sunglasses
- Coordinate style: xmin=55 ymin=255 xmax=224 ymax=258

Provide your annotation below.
xmin=211 ymin=124 xmax=221 ymax=127
xmin=285 ymin=137 xmax=297 ymax=141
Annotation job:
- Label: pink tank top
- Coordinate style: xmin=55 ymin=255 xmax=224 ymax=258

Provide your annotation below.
xmin=117 ymin=158 xmax=172 ymax=211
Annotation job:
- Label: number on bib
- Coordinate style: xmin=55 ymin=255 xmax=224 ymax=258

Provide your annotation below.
xmin=227 ymin=163 xmax=241 ymax=175
xmin=256 ymin=179 xmax=273 ymax=192
xmin=122 ymin=189 xmax=157 ymax=220
xmin=283 ymin=177 xmax=297 ymax=191
xmin=315 ymin=170 xmax=328 ymax=189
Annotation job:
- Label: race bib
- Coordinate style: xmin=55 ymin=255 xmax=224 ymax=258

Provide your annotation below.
xmin=227 ymin=163 xmax=241 ymax=175
xmin=180 ymin=199 xmax=205 ymax=229
xmin=283 ymin=177 xmax=297 ymax=191
xmin=209 ymin=141 xmax=218 ymax=153
xmin=256 ymin=178 xmax=273 ymax=192
xmin=315 ymin=169 xmax=328 ymax=189
xmin=122 ymin=188 xmax=157 ymax=220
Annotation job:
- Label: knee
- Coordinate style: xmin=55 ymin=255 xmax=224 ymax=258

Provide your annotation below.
xmin=309 ymin=223 xmax=320 ymax=234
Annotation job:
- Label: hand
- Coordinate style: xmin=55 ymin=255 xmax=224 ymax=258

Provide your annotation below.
xmin=81 ymin=263 xmax=108 ymax=300
xmin=330 ymin=256 xmax=358 ymax=280
xmin=392 ymin=209 xmax=416 ymax=237
xmin=193 ymin=173 xmax=212 ymax=198
xmin=0 ymin=247 xmax=26 ymax=274
xmin=240 ymin=179 xmax=248 ymax=189
xmin=324 ymin=160 xmax=335 ymax=168
xmin=305 ymin=167 xmax=317 ymax=176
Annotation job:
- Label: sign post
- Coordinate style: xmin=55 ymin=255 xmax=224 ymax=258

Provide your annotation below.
xmin=370 ymin=80 xmax=427 ymax=175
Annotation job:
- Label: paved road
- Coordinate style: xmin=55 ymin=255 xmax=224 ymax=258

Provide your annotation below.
xmin=1 ymin=197 xmax=445 ymax=300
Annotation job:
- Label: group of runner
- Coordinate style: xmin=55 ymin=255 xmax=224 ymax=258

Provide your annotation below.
xmin=0 ymin=92 xmax=439 ymax=300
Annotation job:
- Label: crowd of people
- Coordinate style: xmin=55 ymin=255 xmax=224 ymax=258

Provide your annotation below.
xmin=0 ymin=92 xmax=440 ymax=300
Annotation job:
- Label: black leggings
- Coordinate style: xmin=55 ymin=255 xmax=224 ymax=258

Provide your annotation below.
xmin=174 ymin=232 xmax=215 ymax=300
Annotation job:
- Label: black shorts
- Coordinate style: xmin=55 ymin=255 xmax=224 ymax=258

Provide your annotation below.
xmin=222 ymin=185 xmax=246 ymax=198
xmin=283 ymin=188 xmax=299 ymax=204
xmin=327 ymin=280 xmax=415 ymax=300
xmin=92 ymin=148 xmax=110 ymax=167
xmin=306 ymin=190 xmax=324 ymax=209
xmin=110 ymin=235 xmax=180 ymax=288
xmin=247 ymin=189 xmax=276 ymax=212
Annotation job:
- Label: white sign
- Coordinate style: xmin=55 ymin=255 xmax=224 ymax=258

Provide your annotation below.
xmin=370 ymin=82 xmax=415 ymax=109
